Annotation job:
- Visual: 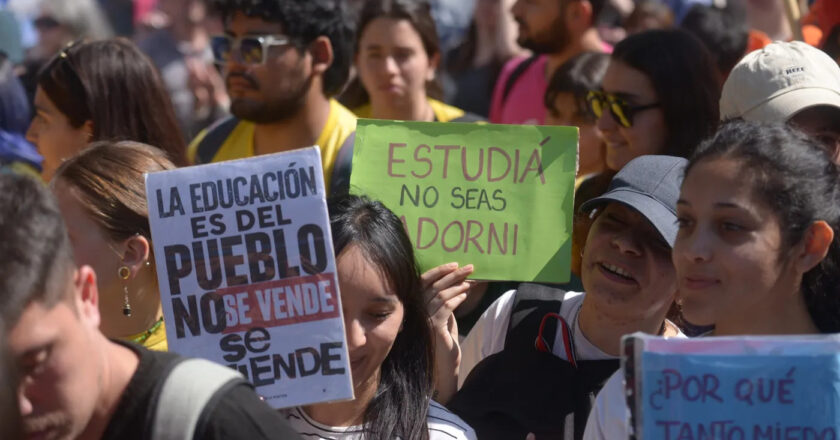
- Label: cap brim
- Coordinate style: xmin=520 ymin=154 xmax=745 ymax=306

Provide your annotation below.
xmin=579 ymin=189 xmax=678 ymax=247
xmin=741 ymin=87 xmax=840 ymax=122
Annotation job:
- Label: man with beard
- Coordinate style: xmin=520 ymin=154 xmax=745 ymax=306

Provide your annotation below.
xmin=489 ymin=0 xmax=607 ymax=125
xmin=188 ymin=0 xmax=356 ymax=193
xmin=0 ymin=173 xmax=302 ymax=440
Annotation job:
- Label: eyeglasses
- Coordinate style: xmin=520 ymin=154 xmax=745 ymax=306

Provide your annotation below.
xmin=586 ymin=90 xmax=660 ymax=128
xmin=211 ymin=35 xmax=292 ymax=65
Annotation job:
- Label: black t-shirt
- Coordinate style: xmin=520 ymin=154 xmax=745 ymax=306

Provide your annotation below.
xmin=101 ymin=341 xmax=301 ymax=440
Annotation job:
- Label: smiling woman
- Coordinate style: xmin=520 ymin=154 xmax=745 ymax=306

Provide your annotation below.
xmin=675 ymin=120 xmax=840 ymax=335
xmin=451 ymin=155 xmax=686 ymax=438
xmin=591 ymin=29 xmax=719 ymax=171
xmin=583 ymin=120 xmax=840 ymax=440
xmin=280 ymin=194 xmax=476 ymax=440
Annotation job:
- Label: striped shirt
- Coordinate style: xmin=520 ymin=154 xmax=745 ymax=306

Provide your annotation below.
xmin=281 ymin=400 xmax=476 ymax=440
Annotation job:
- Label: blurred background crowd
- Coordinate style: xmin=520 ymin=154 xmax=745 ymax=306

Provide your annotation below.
xmin=0 ymin=0 xmax=837 ymax=171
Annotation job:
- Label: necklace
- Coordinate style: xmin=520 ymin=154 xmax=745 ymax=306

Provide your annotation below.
xmin=131 ymin=317 xmax=164 ymax=345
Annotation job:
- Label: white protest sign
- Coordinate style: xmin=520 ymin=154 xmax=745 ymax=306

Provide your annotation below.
xmin=145 ymin=146 xmax=353 ymax=409
xmin=624 ymin=333 xmax=840 ymax=440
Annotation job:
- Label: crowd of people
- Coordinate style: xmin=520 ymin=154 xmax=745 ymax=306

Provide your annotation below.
xmin=1 ymin=0 xmax=840 ymax=439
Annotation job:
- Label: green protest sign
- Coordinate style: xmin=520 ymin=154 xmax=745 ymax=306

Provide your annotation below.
xmin=349 ymin=119 xmax=577 ymax=284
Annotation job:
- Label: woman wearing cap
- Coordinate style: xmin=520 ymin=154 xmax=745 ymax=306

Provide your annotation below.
xmin=450 ymin=155 xmax=686 ymax=438
xmin=583 ymin=120 xmax=840 ymax=440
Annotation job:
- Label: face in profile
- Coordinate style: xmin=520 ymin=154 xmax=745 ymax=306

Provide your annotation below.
xmin=356 ymin=17 xmax=436 ymax=112
xmin=222 ymin=11 xmax=311 ymax=123
xmin=580 ymin=202 xmax=677 ymax=324
xmin=336 ymin=245 xmax=404 ymax=396
xmin=510 ymin=0 xmax=570 ymax=54
xmin=596 ymin=60 xmax=667 ymax=171
xmin=545 ymin=92 xmax=605 ymax=177
xmin=26 ymin=87 xmax=90 ymax=181
xmin=9 ymin=275 xmax=102 ymax=440
xmin=674 ymin=157 xmax=792 ymax=327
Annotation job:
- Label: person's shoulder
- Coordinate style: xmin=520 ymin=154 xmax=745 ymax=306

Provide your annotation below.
xmin=428 ymin=400 xmax=477 ymax=440
xmin=350 ymin=102 xmax=372 ymax=119
xmin=330 ymin=99 xmax=358 ymax=128
xmin=584 ymin=370 xmax=628 ymax=440
xmin=198 ymin=380 xmax=301 ymax=439
xmin=428 ymin=99 xmax=485 ymax=123
xmin=187 ymin=116 xmax=247 ymax=164
xmin=323 ymin=99 xmax=357 ymax=150
xmin=500 ymin=55 xmax=534 ymax=75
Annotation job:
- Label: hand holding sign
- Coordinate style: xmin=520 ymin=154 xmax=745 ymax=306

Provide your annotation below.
xmin=422 ymin=263 xmax=473 ymax=331
xmin=422 ymin=262 xmax=473 ymax=404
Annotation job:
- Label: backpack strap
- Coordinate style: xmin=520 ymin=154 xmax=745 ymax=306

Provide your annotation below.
xmin=505 ymin=283 xmax=568 ymax=358
xmin=194 ymin=117 xmax=239 ymax=164
xmin=501 ymin=55 xmax=540 ymax=105
xmin=152 ymin=358 xmax=245 ymax=440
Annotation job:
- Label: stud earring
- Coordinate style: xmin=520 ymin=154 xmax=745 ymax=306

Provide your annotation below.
xmin=119 ymin=266 xmax=132 ymax=317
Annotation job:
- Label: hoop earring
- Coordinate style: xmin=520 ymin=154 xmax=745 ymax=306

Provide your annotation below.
xmin=119 ymin=266 xmax=132 ymax=317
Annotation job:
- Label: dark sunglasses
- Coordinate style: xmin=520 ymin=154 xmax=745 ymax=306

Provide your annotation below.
xmin=587 ymin=90 xmax=660 ymax=128
xmin=211 ymin=34 xmax=292 ymax=65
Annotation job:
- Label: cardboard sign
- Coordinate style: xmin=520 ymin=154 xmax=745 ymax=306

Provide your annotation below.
xmin=145 ymin=147 xmax=353 ymax=409
xmin=349 ymin=119 xmax=577 ymax=283
xmin=624 ymin=333 xmax=840 ymax=439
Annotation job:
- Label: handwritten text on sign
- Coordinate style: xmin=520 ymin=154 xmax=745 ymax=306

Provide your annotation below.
xmin=629 ymin=335 xmax=840 ymax=440
xmin=350 ymin=120 xmax=577 ymax=283
xmin=146 ymin=147 xmax=353 ymax=408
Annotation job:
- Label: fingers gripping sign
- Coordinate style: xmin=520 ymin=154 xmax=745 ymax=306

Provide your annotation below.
xmin=422 ymin=262 xmax=474 ymax=330
xmin=422 ymin=262 xmax=474 ymax=404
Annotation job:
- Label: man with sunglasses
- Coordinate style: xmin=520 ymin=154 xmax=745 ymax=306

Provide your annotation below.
xmin=188 ymin=0 xmax=356 ymax=193
xmin=488 ymin=0 xmax=609 ymax=125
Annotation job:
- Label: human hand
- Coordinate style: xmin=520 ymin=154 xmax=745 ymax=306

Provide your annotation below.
xmin=421 ymin=262 xmax=474 ymax=331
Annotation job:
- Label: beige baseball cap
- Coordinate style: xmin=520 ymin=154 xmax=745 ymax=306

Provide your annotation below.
xmin=720 ymin=41 xmax=840 ymax=122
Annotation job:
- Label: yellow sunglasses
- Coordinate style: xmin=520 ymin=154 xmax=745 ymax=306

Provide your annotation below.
xmin=586 ymin=90 xmax=660 ymax=128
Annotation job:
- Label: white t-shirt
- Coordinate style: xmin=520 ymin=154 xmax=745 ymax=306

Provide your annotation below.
xmin=459 ymin=289 xmax=613 ymax=389
xmin=281 ymin=400 xmax=477 ymax=440
xmin=583 ymin=332 xmax=687 ymax=440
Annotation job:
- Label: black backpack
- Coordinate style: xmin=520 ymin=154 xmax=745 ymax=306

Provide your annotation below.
xmin=448 ymin=283 xmax=619 ymax=440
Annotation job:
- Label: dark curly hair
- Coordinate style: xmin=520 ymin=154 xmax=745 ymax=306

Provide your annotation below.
xmin=210 ymin=0 xmax=354 ymax=96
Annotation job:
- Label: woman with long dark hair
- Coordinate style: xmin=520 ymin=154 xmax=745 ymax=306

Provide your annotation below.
xmin=675 ymin=120 xmax=840 ymax=334
xmin=282 ymin=195 xmax=475 ymax=439
xmin=26 ymin=38 xmax=187 ymax=180
xmin=590 ymin=29 xmax=720 ymax=171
